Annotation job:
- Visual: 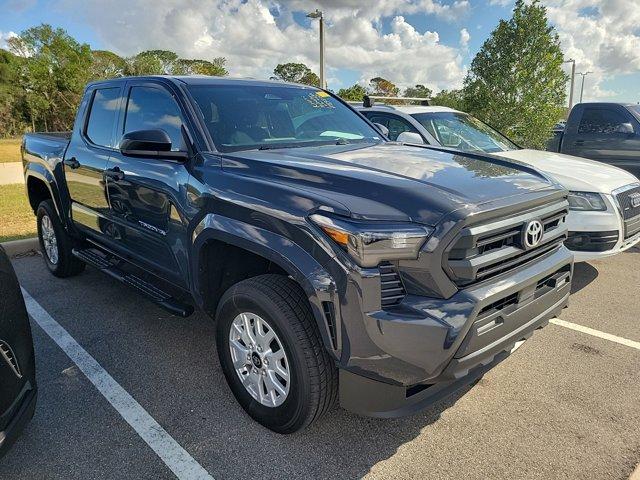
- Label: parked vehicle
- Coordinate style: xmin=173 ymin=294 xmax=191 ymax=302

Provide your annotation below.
xmin=22 ymin=76 xmax=573 ymax=433
xmin=358 ymin=102 xmax=640 ymax=261
xmin=0 ymin=246 xmax=37 ymax=458
xmin=547 ymin=102 xmax=640 ymax=179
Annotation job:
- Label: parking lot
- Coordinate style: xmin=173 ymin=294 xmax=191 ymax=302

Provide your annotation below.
xmin=1 ymin=248 xmax=639 ymax=480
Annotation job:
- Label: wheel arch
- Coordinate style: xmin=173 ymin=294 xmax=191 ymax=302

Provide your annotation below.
xmin=191 ymin=214 xmax=341 ymax=357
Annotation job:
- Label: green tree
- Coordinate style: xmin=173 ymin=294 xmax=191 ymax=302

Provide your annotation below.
xmin=8 ymin=24 xmax=93 ymax=131
xmin=0 ymin=49 xmax=29 ymax=136
xmin=174 ymin=57 xmax=228 ymax=76
xmin=272 ymin=62 xmax=320 ymax=87
xmin=369 ymin=77 xmax=399 ymax=97
xmin=126 ymin=49 xmax=179 ymax=75
xmin=463 ymin=0 xmax=567 ymax=148
xmin=91 ymin=50 xmax=127 ymax=79
xmin=337 ymin=83 xmax=367 ymax=102
xmin=404 ymin=84 xmax=432 ymax=98
xmin=431 ymin=89 xmax=466 ymax=110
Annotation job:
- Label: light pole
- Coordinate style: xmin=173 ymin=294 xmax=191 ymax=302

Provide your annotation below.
xmin=577 ymin=71 xmax=593 ymax=103
xmin=563 ymin=59 xmax=575 ymax=115
xmin=307 ymin=9 xmax=325 ymax=89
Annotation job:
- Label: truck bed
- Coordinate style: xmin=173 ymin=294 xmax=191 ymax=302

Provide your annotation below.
xmin=22 ymin=132 xmax=71 ymax=166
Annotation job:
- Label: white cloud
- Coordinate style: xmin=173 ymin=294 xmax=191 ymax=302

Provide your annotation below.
xmin=459 ymin=28 xmax=470 ymax=48
xmin=53 ymin=0 xmax=469 ymax=92
xmin=0 ymin=31 xmax=17 ymax=50
xmin=544 ymin=0 xmax=640 ymax=100
xmin=488 ymin=0 xmax=512 ymax=6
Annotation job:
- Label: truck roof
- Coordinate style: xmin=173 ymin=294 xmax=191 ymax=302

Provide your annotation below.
xmin=86 ymin=75 xmax=315 ymax=90
xmin=574 ymin=101 xmax=639 ymax=108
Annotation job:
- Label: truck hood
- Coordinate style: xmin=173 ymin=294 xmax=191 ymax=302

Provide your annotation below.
xmin=223 ymin=143 xmax=559 ymax=225
xmin=494 ymin=149 xmax=639 ymax=193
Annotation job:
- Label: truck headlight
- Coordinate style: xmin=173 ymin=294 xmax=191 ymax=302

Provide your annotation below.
xmin=310 ymin=214 xmax=432 ymax=267
xmin=567 ymin=192 xmax=606 ymax=211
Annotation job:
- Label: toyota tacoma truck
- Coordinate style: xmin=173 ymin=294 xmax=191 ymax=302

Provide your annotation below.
xmin=22 ymin=76 xmax=573 ymax=433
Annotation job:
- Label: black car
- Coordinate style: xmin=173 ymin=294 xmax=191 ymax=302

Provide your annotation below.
xmin=0 ymin=246 xmax=37 ymax=458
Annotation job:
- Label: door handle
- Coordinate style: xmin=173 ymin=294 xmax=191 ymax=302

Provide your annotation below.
xmin=64 ymin=157 xmax=80 ymax=169
xmin=574 ymin=139 xmax=585 ymax=145
xmin=104 ymin=167 xmax=125 ymax=181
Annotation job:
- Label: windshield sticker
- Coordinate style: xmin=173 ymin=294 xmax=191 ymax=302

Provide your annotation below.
xmin=316 ymin=91 xmax=330 ymax=97
xmin=304 ymin=93 xmax=335 ymax=109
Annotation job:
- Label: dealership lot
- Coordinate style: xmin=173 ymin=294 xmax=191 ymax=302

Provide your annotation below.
xmin=1 ymin=249 xmax=639 ymax=480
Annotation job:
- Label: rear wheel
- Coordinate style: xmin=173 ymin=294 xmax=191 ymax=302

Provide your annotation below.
xmin=36 ymin=200 xmax=85 ymax=278
xmin=215 ymin=274 xmax=337 ymax=433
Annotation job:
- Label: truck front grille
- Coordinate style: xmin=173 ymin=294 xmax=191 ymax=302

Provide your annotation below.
xmin=379 ymin=262 xmax=406 ymax=307
xmin=616 ymin=185 xmax=640 ymax=239
xmin=446 ymin=200 xmax=568 ymax=286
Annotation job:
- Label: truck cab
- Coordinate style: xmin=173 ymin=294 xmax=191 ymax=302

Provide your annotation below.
xmin=549 ymin=102 xmax=640 ymax=180
xmin=22 ymin=76 xmax=574 ymax=433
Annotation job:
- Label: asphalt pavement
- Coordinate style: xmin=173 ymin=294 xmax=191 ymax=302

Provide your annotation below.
xmin=1 ymin=248 xmax=639 ymax=480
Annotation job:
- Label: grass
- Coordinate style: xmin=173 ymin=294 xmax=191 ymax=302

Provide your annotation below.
xmin=0 ymin=183 xmax=36 ymax=242
xmin=0 ymin=138 xmax=22 ymax=164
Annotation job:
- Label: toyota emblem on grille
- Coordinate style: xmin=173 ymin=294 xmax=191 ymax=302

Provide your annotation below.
xmin=523 ymin=220 xmax=543 ymax=249
xmin=630 ymin=192 xmax=640 ymax=208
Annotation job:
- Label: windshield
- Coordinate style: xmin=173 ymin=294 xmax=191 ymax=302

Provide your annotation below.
xmin=629 ymin=105 xmax=640 ymax=122
xmin=411 ymin=112 xmax=518 ymax=153
xmin=188 ymin=84 xmax=382 ymax=152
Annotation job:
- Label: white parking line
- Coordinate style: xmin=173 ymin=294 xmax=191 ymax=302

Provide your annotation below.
xmin=550 ymin=318 xmax=640 ymax=351
xmin=21 ymin=288 xmax=214 ymax=480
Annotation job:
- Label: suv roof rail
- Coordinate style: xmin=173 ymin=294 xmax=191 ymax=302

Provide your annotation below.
xmin=363 ymin=95 xmax=431 ymax=108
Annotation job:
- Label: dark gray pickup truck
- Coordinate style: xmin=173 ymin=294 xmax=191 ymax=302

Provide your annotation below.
xmin=22 ymin=76 xmax=573 ymax=433
xmin=548 ymin=102 xmax=640 ymax=179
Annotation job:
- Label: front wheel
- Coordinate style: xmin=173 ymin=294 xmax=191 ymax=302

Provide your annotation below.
xmin=215 ymin=274 xmax=337 ymax=433
xmin=36 ymin=200 xmax=85 ymax=278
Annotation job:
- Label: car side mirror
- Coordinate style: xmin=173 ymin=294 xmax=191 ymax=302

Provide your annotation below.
xmin=615 ymin=122 xmax=635 ymax=135
xmin=372 ymin=123 xmax=389 ymax=137
xmin=397 ymin=131 xmax=425 ymax=144
xmin=119 ymin=129 xmax=188 ymax=160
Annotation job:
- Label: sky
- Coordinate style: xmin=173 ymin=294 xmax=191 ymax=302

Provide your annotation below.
xmin=1 ymin=0 xmax=639 ymax=102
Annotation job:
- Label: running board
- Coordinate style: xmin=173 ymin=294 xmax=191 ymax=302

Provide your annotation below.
xmin=72 ymin=248 xmax=194 ymax=318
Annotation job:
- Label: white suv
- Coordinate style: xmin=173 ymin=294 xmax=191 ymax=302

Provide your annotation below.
xmin=357 ymin=102 xmax=640 ymax=262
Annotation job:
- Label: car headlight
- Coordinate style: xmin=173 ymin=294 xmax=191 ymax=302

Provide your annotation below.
xmin=567 ymin=192 xmax=607 ymax=211
xmin=310 ymin=214 xmax=432 ymax=267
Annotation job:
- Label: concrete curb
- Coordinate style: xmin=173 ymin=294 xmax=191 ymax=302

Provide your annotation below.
xmin=1 ymin=237 xmax=39 ymax=257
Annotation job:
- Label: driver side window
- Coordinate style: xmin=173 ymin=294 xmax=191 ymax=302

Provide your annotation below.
xmin=124 ymin=86 xmax=185 ymax=151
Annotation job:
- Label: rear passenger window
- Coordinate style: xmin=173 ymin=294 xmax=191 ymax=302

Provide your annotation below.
xmin=124 ymin=87 xmax=185 ymax=151
xmin=578 ymin=108 xmax=629 ymax=134
xmin=85 ymin=88 xmax=121 ymax=148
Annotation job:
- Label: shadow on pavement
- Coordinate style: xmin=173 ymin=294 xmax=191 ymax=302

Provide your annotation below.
xmin=571 ymin=262 xmax=599 ymax=294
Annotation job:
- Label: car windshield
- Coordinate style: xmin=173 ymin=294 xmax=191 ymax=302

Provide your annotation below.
xmin=411 ymin=112 xmax=518 ymax=153
xmin=628 ymin=105 xmax=640 ymax=122
xmin=188 ymin=84 xmax=382 ymax=152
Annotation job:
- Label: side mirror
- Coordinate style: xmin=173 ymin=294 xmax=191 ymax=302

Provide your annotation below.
xmin=615 ymin=122 xmax=634 ymax=135
xmin=397 ymin=131 xmax=425 ymax=144
xmin=119 ymin=129 xmax=187 ymax=160
xmin=372 ymin=123 xmax=389 ymax=138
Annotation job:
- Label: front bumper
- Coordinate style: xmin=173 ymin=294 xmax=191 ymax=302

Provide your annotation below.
xmin=339 ymin=246 xmax=572 ymax=418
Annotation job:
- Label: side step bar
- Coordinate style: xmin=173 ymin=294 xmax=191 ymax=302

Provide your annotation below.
xmin=72 ymin=248 xmax=194 ymax=318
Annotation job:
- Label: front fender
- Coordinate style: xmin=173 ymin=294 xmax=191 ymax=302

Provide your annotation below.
xmin=191 ymin=213 xmax=342 ymax=357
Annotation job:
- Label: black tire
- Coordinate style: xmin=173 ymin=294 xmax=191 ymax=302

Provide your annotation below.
xmin=36 ymin=200 xmax=85 ymax=278
xmin=215 ymin=274 xmax=338 ymax=433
